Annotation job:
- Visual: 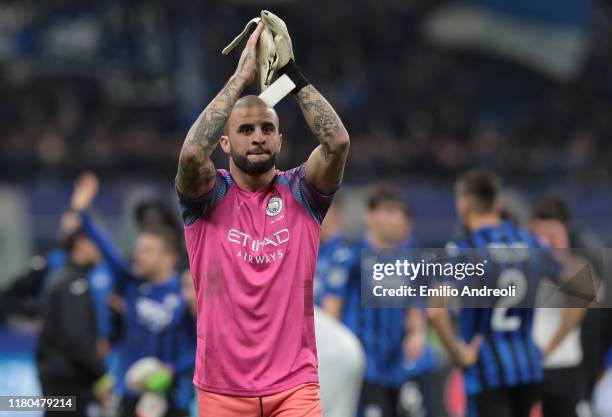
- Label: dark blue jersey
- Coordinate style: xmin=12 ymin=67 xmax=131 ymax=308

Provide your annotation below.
xmin=450 ymin=221 xmax=561 ymax=394
xmin=325 ymin=237 xmax=434 ymax=388
xmin=314 ymin=233 xmax=347 ymax=306
xmin=81 ymin=212 xmax=195 ymax=410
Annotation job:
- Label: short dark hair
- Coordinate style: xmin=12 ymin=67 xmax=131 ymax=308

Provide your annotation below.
xmin=141 ymin=226 xmax=180 ymax=255
xmin=234 ymin=95 xmax=270 ymax=109
xmin=365 ymin=183 xmax=411 ymax=216
xmin=532 ymin=196 xmax=571 ymax=224
xmin=456 ymin=170 xmax=500 ymax=213
xmin=223 ymin=95 xmax=277 ymax=135
xmin=134 ymin=199 xmax=180 ymax=234
xmin=62 ymin=227 xmax=89 ymax=253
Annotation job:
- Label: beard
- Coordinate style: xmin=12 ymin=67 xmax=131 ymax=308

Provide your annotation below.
xmin=231 ymin=147 xmax=278 ymax=175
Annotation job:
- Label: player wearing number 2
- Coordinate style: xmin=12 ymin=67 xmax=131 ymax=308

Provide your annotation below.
xmin=428 ymin=171 xmax=588 ymax=417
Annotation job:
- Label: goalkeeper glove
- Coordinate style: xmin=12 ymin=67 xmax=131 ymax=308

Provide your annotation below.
xmin=223 ymin=10 xmax=308 ymax=93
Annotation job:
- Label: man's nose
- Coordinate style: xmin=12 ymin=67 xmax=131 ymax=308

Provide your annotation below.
xmin=251 ymin=128 xmax=266 ymax=144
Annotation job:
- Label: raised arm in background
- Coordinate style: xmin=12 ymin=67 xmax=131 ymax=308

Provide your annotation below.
xmin=71 ymin=172 xmax=131 ymax=282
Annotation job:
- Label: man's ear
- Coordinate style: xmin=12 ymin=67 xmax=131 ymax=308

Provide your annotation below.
xmin=220 ymin=135 xmax=230 ymax=154
xmin=277 ymin=133 xmax=283 ymax=153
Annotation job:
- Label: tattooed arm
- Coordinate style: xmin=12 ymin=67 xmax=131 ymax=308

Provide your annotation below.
xmin=176 ymin=23 xmax=264 ymax=199
xmin=297 ymin=85 xmax=350 ymax=195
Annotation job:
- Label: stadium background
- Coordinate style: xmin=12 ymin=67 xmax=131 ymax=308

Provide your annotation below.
xmin=0 ymin=0 xmax=610 ymax=415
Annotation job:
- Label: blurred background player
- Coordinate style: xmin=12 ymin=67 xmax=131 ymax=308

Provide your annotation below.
xmin=106 ymin=198 xmax=186 ymax=346
xmin=322 ymin=183 xmax=435 ymax=417
xmin=428 ymin=170 xmax=590 ymax=417
xmin=36 ymin=226 xmax=110 ymax=417
xmin=529 ymin=195 xmax=611 ymax=404
xmin=71 ymin=173 xmax=195 ymax=417
xmin=0 ymin=210 xmax=114 ymax=342
xmin=314 ymin=196 xmax=347 ymax=305
xmin=530 ymin=196 xmax=592 ymax=417
xmin=314 ymin=196 xmax=366 ymax=417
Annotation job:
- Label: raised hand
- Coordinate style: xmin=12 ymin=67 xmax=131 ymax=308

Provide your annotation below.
xmin=261 ymin=10 xmax=294 ymax=67
xmin=71 ymin=172 xmax=99 ymax=212
xmin=234 ymin=21 xmax=264 ymax=87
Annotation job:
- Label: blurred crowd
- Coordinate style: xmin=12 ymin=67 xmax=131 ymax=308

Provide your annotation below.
xmin=0 ymin=0 xmax=611 ymax=184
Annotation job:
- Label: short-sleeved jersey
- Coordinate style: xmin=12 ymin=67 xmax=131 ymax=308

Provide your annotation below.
xmin=450 ymin=221 xmax=562 ymax=395
xmin=178 ymin=164 xmax=333 ymax=397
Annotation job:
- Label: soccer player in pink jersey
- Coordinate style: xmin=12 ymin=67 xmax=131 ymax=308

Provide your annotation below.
xmin=175 ymin=22 xmax=350 ymax=416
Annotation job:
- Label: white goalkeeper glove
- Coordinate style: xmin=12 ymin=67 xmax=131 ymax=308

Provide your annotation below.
xmin=223 ymin=10 xmax=299 ymax=92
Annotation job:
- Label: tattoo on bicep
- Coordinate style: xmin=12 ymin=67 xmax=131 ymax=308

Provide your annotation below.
xmin=177 ymin=153 xmax=215 ymax=195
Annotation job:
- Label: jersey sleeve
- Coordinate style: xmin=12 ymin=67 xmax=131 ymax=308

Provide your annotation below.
xmin=176 ymin=170 xmax=230 ymax=226
xmin=281 ymin=163 xmax=334 ymax=224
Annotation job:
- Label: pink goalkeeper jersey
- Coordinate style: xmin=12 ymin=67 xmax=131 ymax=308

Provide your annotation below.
xmin=178 ymin=163 xmax=333 ymax=397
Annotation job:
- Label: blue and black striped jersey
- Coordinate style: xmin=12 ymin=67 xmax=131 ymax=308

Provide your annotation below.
xmin=450 ymin=221 xmax=561 ymax=394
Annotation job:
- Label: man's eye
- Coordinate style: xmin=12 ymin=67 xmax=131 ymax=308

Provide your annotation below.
xmin=262 ymin=125 xmax=273 ymax=133
xmin=239 ymin=126 xmax=252 ymax=133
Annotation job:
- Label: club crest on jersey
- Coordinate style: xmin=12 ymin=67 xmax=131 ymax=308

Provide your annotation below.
xmin=266 ymin=196 xmax=283 ymax=217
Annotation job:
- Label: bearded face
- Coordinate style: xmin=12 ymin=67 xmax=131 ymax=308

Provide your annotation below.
xmin=220 ymin=99 xmax=283 ymax=177
xmin=230 ymin=142 xmax=278 ymax=174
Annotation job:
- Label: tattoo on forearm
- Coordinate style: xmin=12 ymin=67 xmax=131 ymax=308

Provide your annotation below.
xmin=296 ymin=85 xmax=342 ymax=161
xmin=185 ymin=80 xmax=241 ymax=153
xmin=297 ymin=86 xmax=341 ymax=139
xmin=177 ymin=76 xmax=244 ymax=196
